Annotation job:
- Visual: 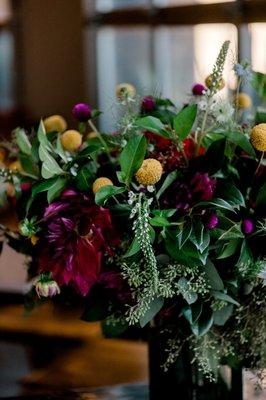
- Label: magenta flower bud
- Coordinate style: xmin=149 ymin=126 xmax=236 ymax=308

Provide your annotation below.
xmin=141 ymin=96 xmax=156 ymax=112
xmin=205 ymin=213 xmax=219 ymax=230
xmin=72 ymin=103 xmax=92 ymax=122
xmin=242 ymin=219 xmax=254 ymax=234
xmin=192 ymin=83 xmax=206 ymax=96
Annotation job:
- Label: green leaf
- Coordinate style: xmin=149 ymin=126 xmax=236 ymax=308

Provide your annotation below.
xmin=55 ymin=135 xmax=68 ymax=162
xmin=213 ymin=304 xmax=233 ymax=326
xmin=14 ymin=128 xmax=32 ymax=155
xmin=177 ymin=277 xmax=198 ymax=304
xmin=135 ymin=116 xmax=169 ymax=137
xmin=204 ymin=259 xmax=224 ymax=291
xmin=39 ymin=144 xmax=64 ymax=179
xmin=173 ymin=104 xmax=197 ymax=140
xmin=139 ymin=297 xmax=164 ymax=327
xmin=119 ymin=135 xmax=147 ymax=186
xmin=150 ymin=215 xmax=171 ymax=227
xmin=218 ymin=131 xmax=256 ymax=157
xmin=217 ymin=224 xmax=244 ymax=241
xmin=216 ymin=239 xmax=241 ymax=259
xmin=101 ymin=319 xmax=128 ymax=338
xmin=37 ymin=120 xmax=50 ymax=147
xmin=183 ymin=303 xmax=203 ymax=325
xmin=95 ymin=185 xmax=125 ymax=206
xmin=222 ymin=183 xmax=245 ymax=207
xmin=31 ymin=177 xmax=59 ymax=198
xmin=177 ymin=221 xmax=192 ymax=249
xmin=19 ymin=154 xmax=39 ymax=179
xmin=213 ymin=291 xmax=240 ymax=306
xmin=191 ymin=307 xmax=213 ymax=336
xmin=124 ymin=227 xmax=155 ymax=258
xmin=156 ymin=170 xmax=179 ymax=199
xmin=256 ymin=182 xmax=266 ymax=206
xmin=204 ymin=138 xmax=226 ymax=174
xmin=252 ymin=71 xmax=266 ymax=100
xmin=194 ymin=198 xmax=238 ymax=213
xmin=47 ymin=177 xmax=67 ymax=203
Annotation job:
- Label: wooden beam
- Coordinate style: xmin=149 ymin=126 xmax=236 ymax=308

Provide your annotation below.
xmin=86 ymin=1 xmax=266 ymax=26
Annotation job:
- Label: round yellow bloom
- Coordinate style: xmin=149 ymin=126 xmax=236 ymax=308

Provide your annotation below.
xmin=250 ymin=124 xmax=266 ymax=152
xmin=43 ymin=115 xmax=67 ymax=133
xmin=205 ymin=75 xmax=225 ymax=91
xmin=235 ymin=93 xmax=252 ymax=109
xmin=116 ymin=83 xmax=136 ymax=100
xmin=60 ymin=130 xmax=82 ymax=152
xmin=92 ymin=177 xmax=113 ymax=194
xmin=9 ymin=160 xmax=23 ymax=172
xmin=30 ymin=235 xmax=39 ymax=245
xmin=135 ymin=159 xmax=163 ymax=186
xmin=87 ymin=131 xmax=98 ymax=139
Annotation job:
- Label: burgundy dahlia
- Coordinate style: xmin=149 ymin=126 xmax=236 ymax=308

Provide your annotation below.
xmin=39 ymin=190 xmax=119 ymax=296
xmin=141 ymin=96 xmax=156 ymax=112
xmin=192 ymin=83 xmax=206 ymax=96
xmin=72 ymin=103 xmax=92 ymax=122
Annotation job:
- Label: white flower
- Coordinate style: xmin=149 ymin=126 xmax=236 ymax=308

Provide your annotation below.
xmin=211 ymin=100 xmax=234 ymax=124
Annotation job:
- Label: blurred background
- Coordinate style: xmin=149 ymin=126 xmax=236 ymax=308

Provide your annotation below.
xmin=0 ymin=0 xmax=265 ymax=398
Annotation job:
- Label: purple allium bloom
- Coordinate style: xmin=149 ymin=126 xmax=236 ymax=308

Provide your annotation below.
xmin=39 ymin=191 xmax=119 ymax=296
xmin=72 ymin=103 xmax=92 ymax=122
xmin=242 ymin=219 xmax=254 ymax=234
xmin=141 ymin=96 xmax=156 ymax=112
xmin=205 ymin=213 xmax=219 ymax=230
xmin=192 ymin=83 xmax=206 ymax=96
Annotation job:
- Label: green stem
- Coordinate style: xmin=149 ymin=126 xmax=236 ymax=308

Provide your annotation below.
xmin=254 ymin=151 xmax=264 ymax=176
xmin=88 ymin=120 xmax=112 ymax=162
xmin=195 ymin=100 xmax=211 ymax=155
xmin=234 ymin=78 xmax=242 ymax=123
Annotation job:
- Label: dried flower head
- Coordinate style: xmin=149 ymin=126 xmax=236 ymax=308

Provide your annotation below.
xmin=250 ymin=124 xmax=266 ymax=151
xmin=92 ymin=177 xmax=113 ymax=194
xmin=235 ymin=93 xmax=252 ymax=109
xmin=43 ymin=115 xmax=67 ymax=133
xmin=116 ymin=83 xmax=136 ymax=101
xmin=60 ymin=130 xmax=82 ymax=152
xmin=135 ymin=158 xmax=163 ymax=186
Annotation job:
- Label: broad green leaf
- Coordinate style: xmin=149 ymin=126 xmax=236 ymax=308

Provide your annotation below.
xmin=213 ymin=291 xmax=240 ymax=306
xmin=252 ymin=71 xmax=266 ymax=100
xmin=191 ymin=307 xmax=213 ymax=336
xmin=216 ymin=239 xmax=241 ymax=259
xmin=204 ymin=138 xmax=226 ymax=174
xmin=221 ymin=183 xmax=245 ymax=207
xmin=256 ymin=182 xmax=266 ymax=206
xmin=37 ymin=120 xmax=50 ymax=147
xmin=194 ymin=198 xmax=238 ymax=213
xmin=177 ymin=277 xmax=198 ymax=304
xmin=124 ymin=227 xmax=155 ymax=258
xmin=183 ymin=303 xmax=203 ymax=325
xmin=156 ymin=170 xmax=179 ymax=199
xmin=95 ymin=185 xmax=125 ymax=206
xmin=55 ymin=135 xmax=68 ymax=162
xmin=119 ymin=135 xmax=147 ymax=186
xmin=177 ymin=221 xmax=192 ymax=249
xmin=47 ymin=177 xmax=67 ymax=203
xmin=213 ymin=304 xmax=233 ymax=326
xmin=139 ymin=297 xmax=164 ymax=327
xmin=150 ymin=215 xmax=171 ymax=227
xmin=173 ymin=104 xmax=197 ymax=140
xmin=204 ymin=259 xmax=224 ymax=291
xmin=218 ymin=130 xmax=256 ymax=157
xmin=135 ymin=116 xmax=169 ymax=137
xmin=217 ymin=224 xmax=244 ymax=241
xmin=19 ymin=154 xmax=39 ymax=179
xmin=14 ymin=128 xmax=32 ymax=155
xmin=31 ymin=177 xmax=59 ymax=198
xmin=39 ymin=144 xmax=64 ymax=178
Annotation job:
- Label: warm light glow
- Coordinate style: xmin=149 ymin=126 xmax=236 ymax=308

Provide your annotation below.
xmin=250 ymin=23 xmax=266 ymax=73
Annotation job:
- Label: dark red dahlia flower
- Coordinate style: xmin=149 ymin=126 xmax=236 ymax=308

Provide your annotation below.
xmin=39 ymin=190 xmax=119 ymax=296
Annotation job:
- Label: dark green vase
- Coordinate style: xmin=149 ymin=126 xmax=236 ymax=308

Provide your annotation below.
xmin=148 ymin=327 xmax=243 ymax=400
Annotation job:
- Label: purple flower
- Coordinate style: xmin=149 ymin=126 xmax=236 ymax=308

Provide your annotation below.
xmin=242 ymin=219 xmax=254 ymax=234
xmin=72 ymin=103 xmax=92 ymax=122
xmin=205 ymin=213 xmax=219 ymax=230
xmin=39 ymin=191 xmax=119 ymax=296
xmin=192 ymin=83 xmax=206 ymax=96
xmin=141 ymin=96 xmax=156 ymax=112
xmin=191 ymin=172 xmax=216 ymax=201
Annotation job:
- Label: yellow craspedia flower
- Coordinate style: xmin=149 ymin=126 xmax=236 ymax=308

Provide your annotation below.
xmin=235 ymin=93 xmax=252 ymax=109
xmin=60 ymin=130 xmax=82 ymax=152
xmin=9 ymin=160 xmax=23 ymax=172
xmin=116 ymin=83 xmax=136 ymax=100
xmin=135 ymin=159 xmax=163 ymax=186
xmin=92 ymin=177 xmax=113 ymax=194
xmin=205 ymin=75 xmax=225 ymax=91
xmin=30 ymin=235 xmax=39 ymax=245
xmin=87 ymin=131 xmax=98 ymax=139
xmin=43 ymin=115 xmax=67 ymax=133
xmin=250 ymin=124 xmax=266 ymax=152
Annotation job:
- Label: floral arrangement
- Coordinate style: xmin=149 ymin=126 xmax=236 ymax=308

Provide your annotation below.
xmin=0 ymin=41 xmax=266 ymax=382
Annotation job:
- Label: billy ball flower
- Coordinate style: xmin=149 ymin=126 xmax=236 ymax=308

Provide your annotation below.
xmin=250 ymin=124 xmax=266 ymax=151
xmin=72 ymin=103 xmax=92 ymax=122
xmin=235 ymin=93 xmax=252 ymax=109
xmin=87 ymin=131 xmax=98 ymax=139
xmin=141 ymin=96 xmax=156 ymax=112
xmin=93 ymin=177 xmax=113 ymax=194
xmin=192 ymin=83 xmax=206 ymax=96
xmin=242 ymin=219 xmax=254 ymax=234
xmin=205 ymin=74 xmax=225 ymax=91
xmin=116 ymin=83 xmax=136 ymax=100
xmin=135 ymin=159 xmax=163 ymax=186
xmin=43 ymin=115 xmax=67 ymax=133
xmin=60 ymin=130 xmax=82 ymax=152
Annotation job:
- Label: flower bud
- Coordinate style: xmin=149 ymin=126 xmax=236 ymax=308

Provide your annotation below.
xmin=72 ymin=103 xmax=92 ymax=122
xmin=242 ymin=219 xmax=254 ymax=234
xmin=192 ymin=83 xmax=206 ymax=96
xmin=34 ymin=278 xmax=60 ymax=298
xmin=60 ymin=130 xmax=82 ymax=152
xmin=205 ymin=213 xmax=219 ymax=230
xmin=141 ymin=96 xmax=156 ymax=112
